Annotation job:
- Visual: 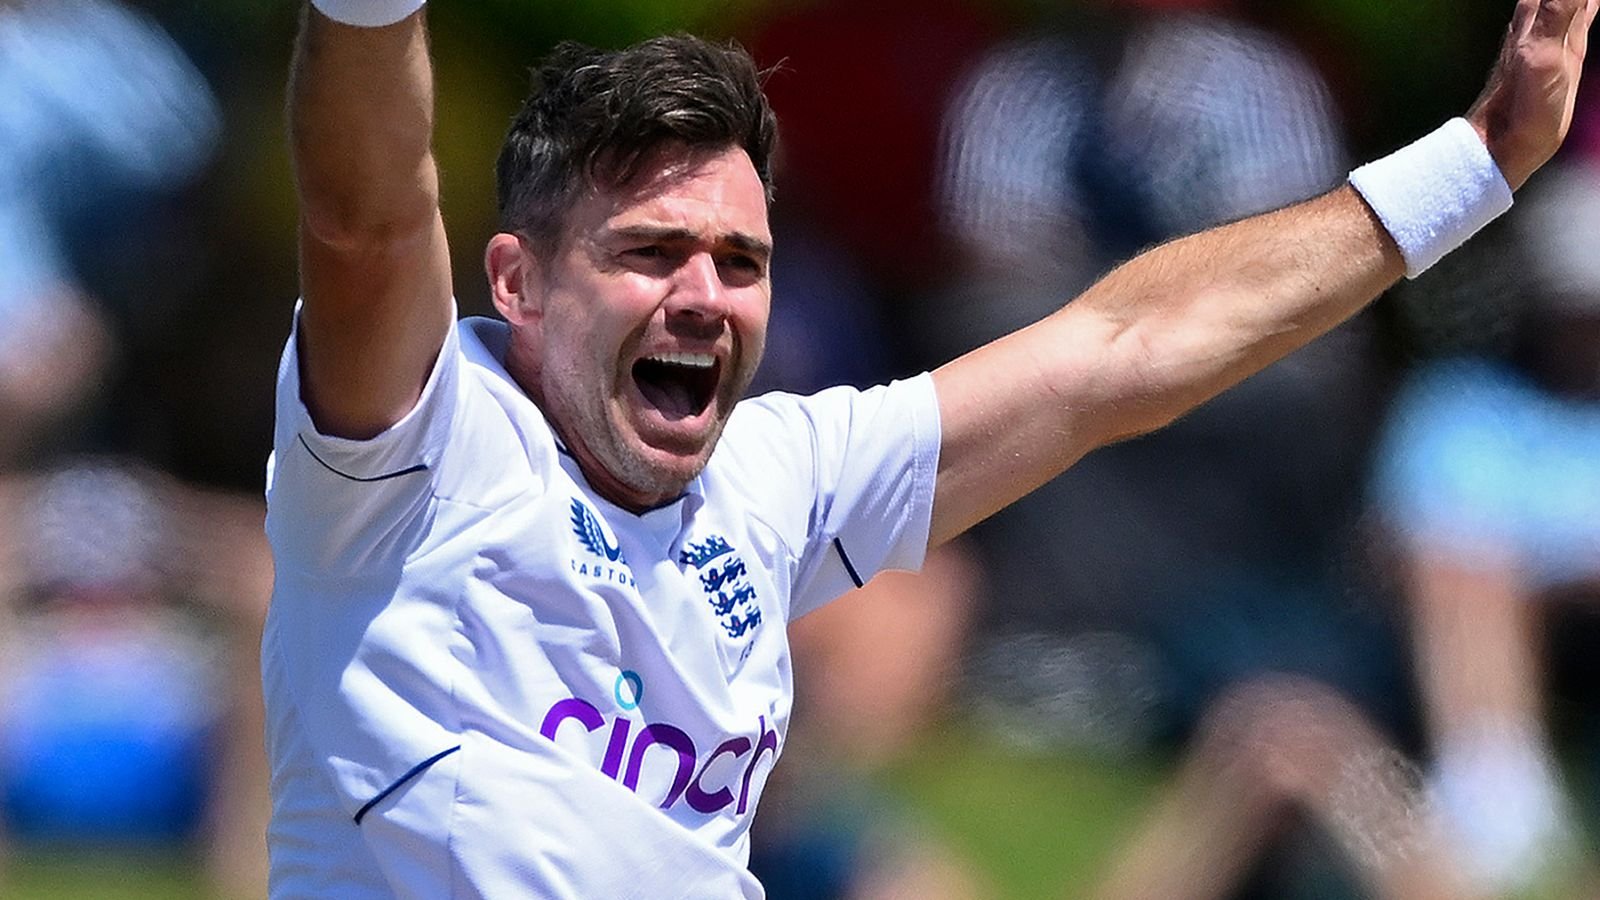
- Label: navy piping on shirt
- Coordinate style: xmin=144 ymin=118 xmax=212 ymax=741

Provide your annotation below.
xmin=832 ymin=537 xmax=864 ymax=589
xmin=299 ymin=434 xmax=429 ymax=483
xmin=353 ymin=745 xmax=462 ymax=825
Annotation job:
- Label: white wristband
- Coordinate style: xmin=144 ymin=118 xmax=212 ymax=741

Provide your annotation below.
xmin=1348 ymin=118 xmax=1513 ymax=279
xmin=309 ymin=0 xmax=425 ymax=27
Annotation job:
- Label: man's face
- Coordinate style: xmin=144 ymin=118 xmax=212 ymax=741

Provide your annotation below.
xmin=511 ymin=145 xmax=772 ymax=510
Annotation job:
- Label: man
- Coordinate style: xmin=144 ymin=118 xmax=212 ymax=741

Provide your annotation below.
xmin=266 ymin=0 xmax=1595 ymax=896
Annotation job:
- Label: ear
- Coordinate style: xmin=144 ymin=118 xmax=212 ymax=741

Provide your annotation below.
xmin=485 ymin=232 xmax=542 ymax=326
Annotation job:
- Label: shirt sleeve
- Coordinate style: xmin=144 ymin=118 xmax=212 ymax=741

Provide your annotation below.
xmin=729 ymin=374 xmax=941 ymax=620
xmin=264 ymin=303 xmax=460 ymax=576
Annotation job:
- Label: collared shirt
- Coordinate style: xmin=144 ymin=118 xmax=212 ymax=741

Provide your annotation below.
xmin=262 ymin=311 xmax=940 ymax=898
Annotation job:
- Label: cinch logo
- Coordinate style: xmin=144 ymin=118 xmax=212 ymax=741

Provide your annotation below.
xmin=538 ymin=686 xmax=779 ymax=817
xmin=614 ymin=670 xmax=643 ymax=711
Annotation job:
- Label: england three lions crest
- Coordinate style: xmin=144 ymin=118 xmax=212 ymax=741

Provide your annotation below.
xmin=679 ymin=535 xmax=762 ymax=643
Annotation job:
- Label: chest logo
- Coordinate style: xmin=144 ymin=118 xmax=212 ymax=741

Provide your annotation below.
xmin=570 ymin=499 xmax=625 ymax=563
xmin=679 ymin=535 xmax=762 ymax=641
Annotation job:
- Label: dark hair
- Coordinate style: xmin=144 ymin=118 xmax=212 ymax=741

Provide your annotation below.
xmin=496 ymin=35 xmax=778 ymax=251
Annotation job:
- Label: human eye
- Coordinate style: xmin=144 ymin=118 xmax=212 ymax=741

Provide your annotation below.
xmin=617 ymin=243 xmax=679 ymax=275
xmin=718 ymin=253 xmax=766 ymax=281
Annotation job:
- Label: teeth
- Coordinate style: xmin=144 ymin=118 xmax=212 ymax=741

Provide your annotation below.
xmin=646 ymin=351 xmax=715 ymax=369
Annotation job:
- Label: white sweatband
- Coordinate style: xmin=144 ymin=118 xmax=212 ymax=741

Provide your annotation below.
xmin=1349 ymin=117 xmax=1513 ymax=279
xmin=309 ymin=0 xmax=425 ymax=28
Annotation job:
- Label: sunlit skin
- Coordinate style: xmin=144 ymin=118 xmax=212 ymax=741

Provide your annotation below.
xmin=486 ymin=145 xmax=773 ymax=512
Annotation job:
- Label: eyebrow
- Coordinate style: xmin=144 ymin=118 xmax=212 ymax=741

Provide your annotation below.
xmin=607 ymin=224 xmax=773 ymax=260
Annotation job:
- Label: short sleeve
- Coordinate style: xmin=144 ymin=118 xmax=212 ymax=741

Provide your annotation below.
xmin=264 ymin=304 xmax=460 ymax=576
xmin=722 ymin=375 xmax=941 ymax=620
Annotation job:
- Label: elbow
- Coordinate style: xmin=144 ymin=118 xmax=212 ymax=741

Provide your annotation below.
xmin=297 ymin=189 xmax=440 ymax=257
xmin=290 ymin=124 xmax=441 ymax=255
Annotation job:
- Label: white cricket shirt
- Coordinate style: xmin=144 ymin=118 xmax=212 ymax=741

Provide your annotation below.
xmin=262 ymin=312 xmax=940 ymax=898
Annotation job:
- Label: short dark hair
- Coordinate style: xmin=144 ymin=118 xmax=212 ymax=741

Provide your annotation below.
xmin=496 ymin=35 xmax=778 ymax=251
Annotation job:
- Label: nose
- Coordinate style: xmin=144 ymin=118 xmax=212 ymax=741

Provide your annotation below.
xmin=663 ymin=251 xmax=730 ymax=326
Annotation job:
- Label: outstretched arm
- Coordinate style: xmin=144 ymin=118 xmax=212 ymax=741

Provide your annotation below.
xmin=928 ymin=0 xmax=1598 ymax=547
xmin=289 ymin=0 xmax=452 ymax=439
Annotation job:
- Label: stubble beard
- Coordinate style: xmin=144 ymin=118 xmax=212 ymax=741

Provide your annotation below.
xmin=558 ymin=371 xmax=735 ymax=509
xmin=542 ymin=334 xmax=762 ymax=509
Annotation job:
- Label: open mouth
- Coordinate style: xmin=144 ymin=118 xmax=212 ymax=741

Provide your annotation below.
xmin=632 ymin=351 xmax=722 ymax=420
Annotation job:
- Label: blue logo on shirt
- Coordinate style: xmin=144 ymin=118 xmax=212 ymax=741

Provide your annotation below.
xmin=614 ymin=670 xmax=644 ymax=711
xmin=570 ymin=499 xmax=625 ymax=563
xmin=680 ymin=536 xmax=762 ymax=642
xmin=679 ymin=535 xmax=733 ymax=568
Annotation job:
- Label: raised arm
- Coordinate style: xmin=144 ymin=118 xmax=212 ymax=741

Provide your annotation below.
xmin=289 ymin=0 xmax=452 ymax=439
xmin=928 ymin=0 xmax=1597 ymax=546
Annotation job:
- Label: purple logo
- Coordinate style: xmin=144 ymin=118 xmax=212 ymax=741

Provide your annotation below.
xmin=538 ymin=691 xmax=779 ymax=816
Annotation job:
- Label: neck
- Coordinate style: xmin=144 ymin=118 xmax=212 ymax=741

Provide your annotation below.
xmin=502 ymin=327 xmax=674 ymax=513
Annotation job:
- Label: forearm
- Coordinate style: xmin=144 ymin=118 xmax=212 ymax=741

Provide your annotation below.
xmin=287 ymin=1 xmax=453 ymax=440
xmin=1066 ymin=185 xmax=1401 ymax=443
xmin=930 ymin=186 xmax=1400 ymax=542
xmin=928 ymin=0 xmax=1594 ymax=547
xmin=290 ymin=4 xmax=438 ymax=246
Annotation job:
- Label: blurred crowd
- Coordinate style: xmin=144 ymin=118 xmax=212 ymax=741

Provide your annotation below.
xmin=2 ymin=0 xmax=1597 ymax=897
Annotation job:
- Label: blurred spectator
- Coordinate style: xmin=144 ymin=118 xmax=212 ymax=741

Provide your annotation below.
xmin=0 ymin=2 xmax=268 ymax=896
xmin=934 ymin=0 xmax=1344 ymax=347
xmin=0 ymin=459 xmax=272 ymax=896
xmin=934 ymin=0 xmax=1397 ymax=751
xmin=1371 ymin=159 xmax=1600 ymax=894
xmin=0 ymin=0 xmax=219 ymax=470
xmin=1093 ymin=675 xmax=1475 ymax=900
xmin=931 ymin=3 xmax=1413 ymax=894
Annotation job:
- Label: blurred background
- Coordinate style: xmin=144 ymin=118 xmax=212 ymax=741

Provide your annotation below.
xmin=3 ymin=0 xmax=1599 ymax=897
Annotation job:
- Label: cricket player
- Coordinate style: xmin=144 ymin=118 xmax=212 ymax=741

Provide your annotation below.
xmin=265 ymin=0 xmax=1597 ymax=895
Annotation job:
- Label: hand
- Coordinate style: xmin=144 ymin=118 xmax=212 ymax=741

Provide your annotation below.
xmin=1469 ymin=0 xmax=1599 ymax=190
